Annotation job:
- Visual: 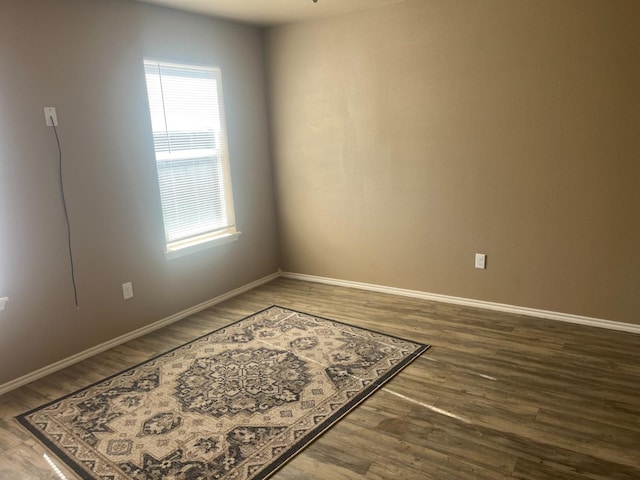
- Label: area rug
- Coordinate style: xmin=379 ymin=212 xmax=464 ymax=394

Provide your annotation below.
xmin=17 ymin=305 xmax=429 ymax=480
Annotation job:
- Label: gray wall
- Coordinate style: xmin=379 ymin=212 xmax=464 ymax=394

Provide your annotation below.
xmin=0 ymin=0 xmax=279 ymax=384
xmin=2 ymin=0 xmax=639 ymax=388
xmin=267 ymin=0 xmax=640 ymax=324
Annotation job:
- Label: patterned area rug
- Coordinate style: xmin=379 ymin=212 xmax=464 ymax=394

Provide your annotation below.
xmin=17 ymin=306 xmax=429 ymax=480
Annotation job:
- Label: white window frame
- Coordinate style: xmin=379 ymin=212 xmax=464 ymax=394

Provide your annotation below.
xmin=143 ymin=58 xmax=240 ymax=259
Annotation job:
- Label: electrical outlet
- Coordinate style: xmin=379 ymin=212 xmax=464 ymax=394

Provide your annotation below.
xmin=44 ymin=107 xmax=58 ymax=126
xmin=122 ymin=282 xmax=134 ymax=300
xmin=475 ymin=253 xmax=487 ymax=269
xmin=0 ymin=297 xmax=8 ymax=311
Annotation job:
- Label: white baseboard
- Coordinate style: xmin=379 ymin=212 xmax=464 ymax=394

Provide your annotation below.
xmin=281 ymin=272 xmax=640 ymax=335
xmin=3 ymin=269 xmax=637 ymax=396
xmin=0 ymin=272 xmax=280 ymax=396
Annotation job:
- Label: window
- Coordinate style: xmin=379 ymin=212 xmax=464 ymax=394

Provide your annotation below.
xmin=143 ymin=59 xmax=238 ymax=258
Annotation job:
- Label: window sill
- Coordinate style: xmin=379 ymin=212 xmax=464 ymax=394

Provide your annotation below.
xmin=165 ymin=231 xmax=241 ymax=260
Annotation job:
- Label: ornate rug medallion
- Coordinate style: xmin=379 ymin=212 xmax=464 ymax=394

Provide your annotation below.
xmin=17 ymin=306 xmax=429 ymax=479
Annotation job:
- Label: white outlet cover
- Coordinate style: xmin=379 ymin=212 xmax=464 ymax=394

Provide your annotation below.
xmin=0 ymin=297 xmax=8 ymax=311
xmin=475 ymin=253 xmax=487 ymax=269
xmin=44 ymin=107 xmax=58 ymax=126
xmin=122 ymin=282 xmax=134 ymax=300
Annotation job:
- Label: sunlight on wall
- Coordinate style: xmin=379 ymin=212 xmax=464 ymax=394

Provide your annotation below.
xmin=0 ymin=126 xmax=6 ymax=300
xmin=0 ymin=74 xmax=9 ymax=302
xmin=0 ymin=196 xmax=6 ymax=297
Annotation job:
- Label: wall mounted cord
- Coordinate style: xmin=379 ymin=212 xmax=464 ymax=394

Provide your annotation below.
xmin=51 ymin=117 xmax=79 ymax=308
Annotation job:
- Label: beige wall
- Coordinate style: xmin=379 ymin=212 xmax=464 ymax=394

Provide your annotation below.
xmin=0 ymin=0 xmax=278 ymax=384
xmin=267 ymin=0 xmax=640 ymax=324
xmin=1 ymin=0 xmax=639 ymax=388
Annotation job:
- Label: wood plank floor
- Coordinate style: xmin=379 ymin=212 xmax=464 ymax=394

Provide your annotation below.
xmin=1 ymin=277 xmax=639 ymax=479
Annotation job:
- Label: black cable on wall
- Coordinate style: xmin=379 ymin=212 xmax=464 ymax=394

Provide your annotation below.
xmin=50 ymin=116 xmax=79 ymax=308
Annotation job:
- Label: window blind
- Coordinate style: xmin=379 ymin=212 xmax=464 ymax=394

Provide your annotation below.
xmin=143 ymin=59 xmax=236 ymax=248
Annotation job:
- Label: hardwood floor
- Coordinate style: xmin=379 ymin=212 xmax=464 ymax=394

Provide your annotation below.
xmin=1 ymin=277 xmax=639 ymax=479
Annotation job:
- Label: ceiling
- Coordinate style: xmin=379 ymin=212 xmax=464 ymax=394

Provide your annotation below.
xmin=137 ymin=0 xmax=404 ymax=26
